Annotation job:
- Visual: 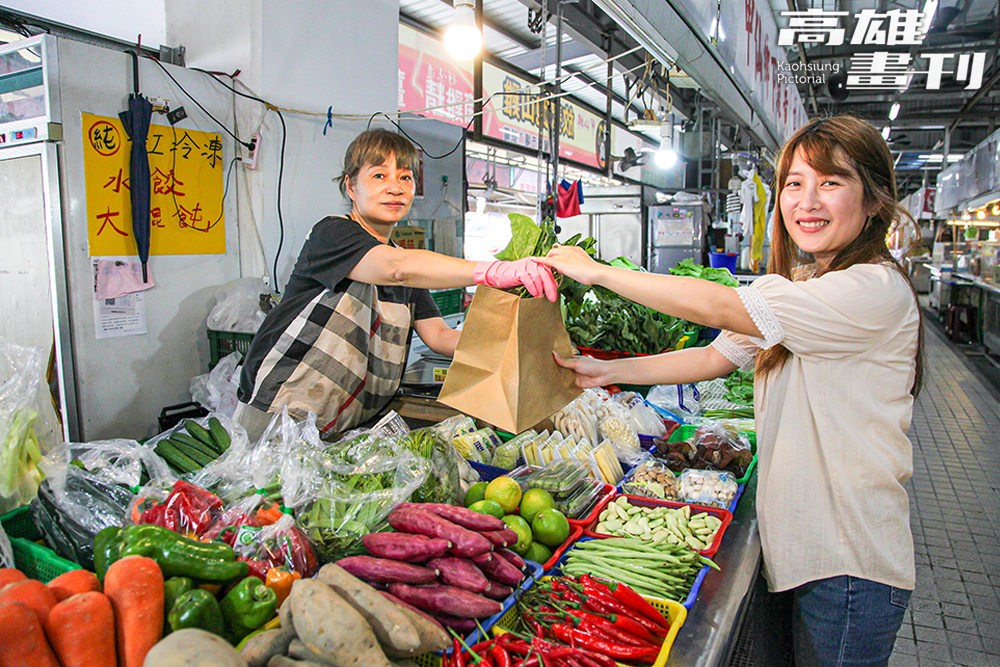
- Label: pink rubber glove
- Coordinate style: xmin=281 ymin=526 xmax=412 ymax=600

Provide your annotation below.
xmin=473 ymin=258 xmax=559 ymax=301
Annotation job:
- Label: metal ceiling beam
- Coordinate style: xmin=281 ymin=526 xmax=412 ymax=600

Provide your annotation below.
xmin=585 ymin=0 xmax=783 ymax=152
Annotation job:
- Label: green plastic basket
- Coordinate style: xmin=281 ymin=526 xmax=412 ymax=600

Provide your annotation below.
xmin=0 ymin=505 xmax=40 ymax=541
xmin=10 ymin=538 xmax=81 ymax=583
xmin=431 ymin=288 xmax=464 ymax=316
xmin=208 ymin=329 xmax=255 ymax=369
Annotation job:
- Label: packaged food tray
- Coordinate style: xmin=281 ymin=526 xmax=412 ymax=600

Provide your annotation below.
xmin=583 ymin=493 xmax=733 ymax=557
xmin=650 ymin=424 xmax=758 ymax=485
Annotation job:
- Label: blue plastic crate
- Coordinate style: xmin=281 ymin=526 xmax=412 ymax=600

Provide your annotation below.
xmin=444 ymin=558 xmax=543 ymax=652
xmin=550 ymin=537 xmax=711 ymax=610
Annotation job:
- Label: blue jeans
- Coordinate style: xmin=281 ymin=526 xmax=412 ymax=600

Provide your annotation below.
xmin=792 ymin=576 xmax=911 ymax=667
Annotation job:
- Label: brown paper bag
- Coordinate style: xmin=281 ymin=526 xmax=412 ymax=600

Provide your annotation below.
xmin=437 ymin=286 xmax=582 ymax=433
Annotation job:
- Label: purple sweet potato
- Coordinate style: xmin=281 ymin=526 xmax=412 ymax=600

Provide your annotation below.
xmin=428 ymin=613 xmax=478 ymax=633
xmin=387 ymin=507 xmax=493 ymax=558
xmin=387 ymin=583 xmax=503 ymax=619
xmin=427 ymin=557 xmax=491 ymax=594
xmin=362 ymin=532 xmax=453 ymax=563
xmin=498 ymin=528 xmax=519 ymax=545
xmin=497 ymin=548 xmax=527 ymax=571
xmin=471 ymin=552 xmax=523 ymax=587
xmin=398 ymin=503 xmax=506 ymax=531
xmin=336 ymin=556 xmax=439 ymax=584
xmin=482 ymin=582 xmax=513 ymax=600
xmin=480 ymin=531 xmax=511 ymax=549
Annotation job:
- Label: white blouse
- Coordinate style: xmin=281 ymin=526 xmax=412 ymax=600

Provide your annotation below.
xmin=710 ymin=263 xmax=919 ymax=592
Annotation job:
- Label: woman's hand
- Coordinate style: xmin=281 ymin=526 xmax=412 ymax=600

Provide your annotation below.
xmin=553 ymin=351 xmax=617 ymax=389
xmin=540 ymin=245 xmax=604 ymax=285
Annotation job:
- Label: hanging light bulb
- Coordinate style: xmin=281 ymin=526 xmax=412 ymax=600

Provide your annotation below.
xmin=888 ymin=102 xmax=901 ymax=121
xmin=977 ymin=208 xmax=987 ymax=219
xmin=655 ymin=121 xmax=677 ymax=169
xmin=444 ymin=0 xmax=482 ymax=61
xmin=881 ymin=126 xmax=891 ymax=140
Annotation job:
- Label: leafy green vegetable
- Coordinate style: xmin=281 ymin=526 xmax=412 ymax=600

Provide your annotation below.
xmin=399 ymin=428 xmax=462 ymax=505
xmin=723 ymin=369 xmax=754 ymax=405
xmin=495 ymin=213 xmax=544 ymax=261
xmin=669 ymin=258 xmax=739 ymax=287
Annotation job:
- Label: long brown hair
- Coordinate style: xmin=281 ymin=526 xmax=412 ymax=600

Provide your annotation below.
xmin=756 ymin=115 xmax=924 ymax=396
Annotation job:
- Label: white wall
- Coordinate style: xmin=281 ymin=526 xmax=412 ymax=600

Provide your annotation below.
xmin=165 ymin=0 xmax=401 ymax=292
xmin=5 ymin=0 xmax=166 ymax=46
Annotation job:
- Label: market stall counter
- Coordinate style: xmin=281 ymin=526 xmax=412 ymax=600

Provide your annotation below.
xmin=665 ymin=472 xmax=760 ymax=667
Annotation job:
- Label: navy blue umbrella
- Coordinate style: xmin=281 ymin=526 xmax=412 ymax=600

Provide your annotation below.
xmin=119 ymin=52 xmax=153 ymax=282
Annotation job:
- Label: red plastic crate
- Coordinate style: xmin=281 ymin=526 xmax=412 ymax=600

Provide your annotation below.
xmin=541 ymin=524 xmax=582 ymax=571
xmin=583 ymin=493 xmax=733 ymax=557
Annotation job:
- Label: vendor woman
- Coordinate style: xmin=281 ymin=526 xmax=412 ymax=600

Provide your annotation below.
xmin=236 ymin=128 xmax=556 ymax=442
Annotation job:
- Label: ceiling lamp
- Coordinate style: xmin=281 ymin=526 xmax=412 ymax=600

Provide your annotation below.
xmin=977 ymin=209 xmax=987 ymax=219
xmin=888 ymin=102 xmax=901 ymax=121
xmin=881 ymin=126 xmax=891 ymax=140
xmin=655 ymin=121 xmax=678 ymax=169
xmin=444 ymin=0 xmax=482 ymax=61
xmin=992 ymin=203 xmax=1000 ymax=216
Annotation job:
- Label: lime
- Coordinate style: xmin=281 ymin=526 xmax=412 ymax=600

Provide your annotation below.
xmin=531 ymin=508 xmax=570 ymax=548
xmin=464 ymin=482 xmax=489 ymax=508
xmin=468 ymin=499 xmax=506 ymax=520
xmin=485 ymin=477 xmax=523 ymax=514
xmin=519 ymin=488 xmax=556 ymax=525
xmin=502 ymin=514 xmax=533 ymax=555
xmin=523 ymin=541 xmax=553 ymax=565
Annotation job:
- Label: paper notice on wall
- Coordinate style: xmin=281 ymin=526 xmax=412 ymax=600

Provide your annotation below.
xmin=93 ymin=292 xmax=148 ymax=339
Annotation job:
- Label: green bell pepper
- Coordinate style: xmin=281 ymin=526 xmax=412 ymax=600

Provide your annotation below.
xmin=220 ymin=575 xmax=278 ymax=643
xmin=118 ymin=524 xmax=249 ymax=582
xmin=168 ymin=588 xmax=225 ymax=636
xmin=163 ymin=576 xmax=195 ymax=621
xmin=93 ymin=526 xmax=122 ymax=583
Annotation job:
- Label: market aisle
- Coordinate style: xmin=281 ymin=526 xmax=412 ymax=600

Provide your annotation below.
xmin=890 ymin=321 xmax=1000 ymax=667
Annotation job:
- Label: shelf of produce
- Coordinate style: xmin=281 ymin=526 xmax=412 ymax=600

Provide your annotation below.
xmin=583 ymin=494 xmax=733 ymax=558
xmin=665 ymin=471 xmax=761 ymax=667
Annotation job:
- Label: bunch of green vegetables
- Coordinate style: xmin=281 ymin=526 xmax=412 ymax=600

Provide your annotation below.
xmin=0 ymin=408 xmax=44 ymax=514
xmin=566 ymin=287 xmax=694 ymax=355
xmin=398 ymin=428 xmax=462 ymax=505
xmin=669 ymin=258 xmax=740 ymax=287
xmin=723 ymin=369 xmax=754 ymax=405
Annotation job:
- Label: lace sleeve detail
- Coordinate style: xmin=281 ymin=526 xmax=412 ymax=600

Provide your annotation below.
xmin=737 ymin=285 xmax=784 ymax=349
xmin=711 ymin=334 xmax=756 ymax=372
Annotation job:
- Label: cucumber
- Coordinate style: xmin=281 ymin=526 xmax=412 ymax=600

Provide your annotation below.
xmin=168 ymin=438 xmax=216 ymax=467
xmin=172 ymin=432 xmax=218 ymax=458
xmin=207 ymin=417 xmax=231 ymax=453
xmin=184 ymin=420 xmax=219 ymax=451
xmin=155 ymin=441 xmax=201 ymax=473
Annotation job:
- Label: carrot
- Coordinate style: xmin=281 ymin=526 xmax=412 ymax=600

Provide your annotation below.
xmin=44 ymin=592 xmax=117 ymax=667
xmin=0 ymin=578 xmax=58 ymax=625
xmin=0 ymin=600 xmax=60 ymax=667
xmin=104 ymin=556 xmax=164 ymax=667
xmin=0 ymin=569 xmax=26 ymax=588
xmin=47 ymin=569 xmax=102 ymax=601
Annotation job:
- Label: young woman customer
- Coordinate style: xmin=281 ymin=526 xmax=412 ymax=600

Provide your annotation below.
xmin=235 ymin=128 xmax=556 ymax=442
xmin=541 ymin=115 xmax=923 ymax=667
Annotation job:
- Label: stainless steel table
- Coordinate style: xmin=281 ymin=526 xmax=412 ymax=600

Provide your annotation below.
xmin=668 ymin=474 xmax=761 ymax=667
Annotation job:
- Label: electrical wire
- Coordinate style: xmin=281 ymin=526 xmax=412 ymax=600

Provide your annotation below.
xmin=194 ymin=70 xmax=289 ymax=293
xmin=145 ymin=55 xmax=255 ymax=151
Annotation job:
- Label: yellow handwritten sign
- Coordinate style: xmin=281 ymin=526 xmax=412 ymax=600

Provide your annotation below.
xmin=82 ymin=112 xmax=226 ymax=256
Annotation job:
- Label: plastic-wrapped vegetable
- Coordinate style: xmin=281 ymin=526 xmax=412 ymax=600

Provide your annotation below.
xmin=398 ymin=428 xmax=463 ymax=505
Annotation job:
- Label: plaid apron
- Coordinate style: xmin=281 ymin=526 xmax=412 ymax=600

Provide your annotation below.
xmin=250 ymin=280 xmax=412 ymax=434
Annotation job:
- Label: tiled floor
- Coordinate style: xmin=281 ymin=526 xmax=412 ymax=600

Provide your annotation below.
xmin=889 ymin=318 xmax=1000 ymax=667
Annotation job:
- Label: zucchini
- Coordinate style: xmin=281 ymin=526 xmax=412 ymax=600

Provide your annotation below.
xmin=208 ymin=417 xmax=232 ymax=453
xmin=184 ymin=420 xmax=219 ymax=451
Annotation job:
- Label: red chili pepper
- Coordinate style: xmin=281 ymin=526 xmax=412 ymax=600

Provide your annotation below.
xmin=550 ymin=625 xmax=659 ymax=663
xmin=514 ymin=657 xmax=539 ymax=667
xmin=492 ymin=645 xmax=512 ymax=667
xmin=479 ymin=656 xmax=494 ymax=667
xmin=454 ymin=637 xmax=466 ymax=667
xmin=576 ymin=655 xmax=605 ymax=667
xmin=581 ymin=594 xmax=665 ymax=638
xmin=610 ymin=612 xmax=660 ymax=644
xmin=583 ymin=575 xmax=670 ymax=633
xmin=565 ymin=609 xmax=653 ymax=648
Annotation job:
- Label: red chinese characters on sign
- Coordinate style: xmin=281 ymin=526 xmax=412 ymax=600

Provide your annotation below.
xmin=96 ymin=206 xmax=127 ymax=237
